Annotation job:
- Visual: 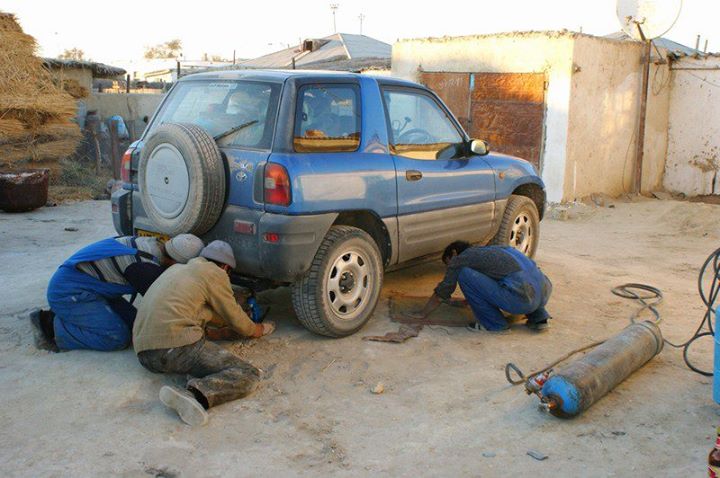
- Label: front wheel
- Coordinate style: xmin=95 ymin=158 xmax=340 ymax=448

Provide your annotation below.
xmin=490 ymin=194 xmax=540 ymax=257
xmin=292 ymin=226 xmax=383 ymax=337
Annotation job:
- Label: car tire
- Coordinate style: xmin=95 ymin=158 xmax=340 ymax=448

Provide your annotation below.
xmin=292 ymin=226 xmax=383 ymax=337
xmin=491 ymin=194 xmax=540 ymax=257
xmin=138 ymin=123 xmax=226 ymax=236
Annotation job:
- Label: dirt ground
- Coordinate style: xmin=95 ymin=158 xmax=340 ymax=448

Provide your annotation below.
xmin=1 ymin=198 xmax=719 ymax=477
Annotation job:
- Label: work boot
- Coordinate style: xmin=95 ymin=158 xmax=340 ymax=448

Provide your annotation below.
xmin=159 ymin=386 xmax=208 ymax=427
xmin=526 ymin=320 xmax=550 ymax=332
xmin=465 ymin=322 xmax=511 ymax=335
xmin=29 ymin=309 xmax=58 ymax=352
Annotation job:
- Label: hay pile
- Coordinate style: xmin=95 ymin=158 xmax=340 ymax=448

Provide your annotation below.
xmin=0 ymin=12 xmax=81 ymax=166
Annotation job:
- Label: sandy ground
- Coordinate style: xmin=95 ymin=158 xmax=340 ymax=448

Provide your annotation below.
xmin=1 ymin=198 xmax=719 ymax=477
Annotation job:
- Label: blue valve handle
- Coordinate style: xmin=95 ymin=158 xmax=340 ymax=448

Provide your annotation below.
xmin=247 ymin=296 xmax=264 ymax=324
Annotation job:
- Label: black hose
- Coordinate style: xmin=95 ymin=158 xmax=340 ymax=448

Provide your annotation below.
xmin=613 ymin=248 xmax=720 ymax=377
xmin=505 ymin=249 xmax=720 ymax=386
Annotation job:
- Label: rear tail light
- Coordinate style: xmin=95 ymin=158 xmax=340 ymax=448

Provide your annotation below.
xmin=264 ymin=163 xmax=291 ymax=206
xmin=121 ymin=148 xmax=135 ymax=183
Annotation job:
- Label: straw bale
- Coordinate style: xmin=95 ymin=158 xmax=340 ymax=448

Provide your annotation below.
xmin=61 ymin=79 xmax=89 ymax=99
xmin=0 ymin=137 xmax=80 ymax=164
xmin=0 ymin=118 xmax=27 ymax=143
xmin=0 ymin=11 xmax=77 ymax=134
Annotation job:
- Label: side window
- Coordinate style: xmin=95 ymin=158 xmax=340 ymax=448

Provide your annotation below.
xmin=294 ymin=84 xmax=361 ymax=153
xmin=383 ymin=89 xmax=464 ymax=160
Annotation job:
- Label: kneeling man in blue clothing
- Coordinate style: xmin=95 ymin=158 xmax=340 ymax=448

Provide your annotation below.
xmin=409 ymin=241 xmax=553 ymax=333
xmin=30 ymin=233 xmax=205 ymax=352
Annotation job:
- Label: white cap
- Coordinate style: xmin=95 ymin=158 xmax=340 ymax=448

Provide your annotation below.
xmin=165 ymin=234 xmax=205 ymax=264
xmin=199 ymin=240 xmax=236 ymax=269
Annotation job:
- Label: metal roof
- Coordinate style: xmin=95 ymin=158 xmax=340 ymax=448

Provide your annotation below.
xmin=603 ymin=31 xmax=702 ymax=57
xmin=239 ymin=33 xmax=391 ymax=69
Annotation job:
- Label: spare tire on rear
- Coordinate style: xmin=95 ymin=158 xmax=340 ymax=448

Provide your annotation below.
xmin=138 ymin=123 xmax=226 ymax=236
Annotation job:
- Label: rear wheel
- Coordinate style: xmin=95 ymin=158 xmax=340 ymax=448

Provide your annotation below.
xmin=292 ymin=226 xmax=383 ymax=337
xmin=491 ymin=194 xmax=540 ymax=257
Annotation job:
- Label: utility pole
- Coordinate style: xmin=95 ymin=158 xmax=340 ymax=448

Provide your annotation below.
xmin=358 ymin=13 xmax=365 ymax=35
xmin=330 ymin=4 xmax=339 ymax=33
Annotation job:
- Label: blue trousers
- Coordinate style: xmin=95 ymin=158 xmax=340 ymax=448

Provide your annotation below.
xmin=458 ymin=268 xmax=550 ymax=331
xmin=47 ymin=269 xmax=136 ymax=351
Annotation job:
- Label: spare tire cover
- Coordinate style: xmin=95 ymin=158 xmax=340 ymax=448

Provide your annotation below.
xmin=139 ymin=123 xmax=226 ymax=236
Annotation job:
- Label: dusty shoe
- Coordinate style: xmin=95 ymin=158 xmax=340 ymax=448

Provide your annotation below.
xmin=29 ymin=309 xmax=58 ymax=352
xmin=465 ymin=322 xmax=511 ymax=335
xmin=526 ymin=320 xmax=550 ymax=332
xmin=159 ymin=386 xmax=208 ymax=427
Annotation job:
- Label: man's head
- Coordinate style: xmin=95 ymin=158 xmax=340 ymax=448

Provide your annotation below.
xmin=200 ymin=240 xmax=236 ymax=274
xmin=163 ymin=234 xmax=205 ymax=266
xmin=442 ymin=241 xmax=471 ymax=265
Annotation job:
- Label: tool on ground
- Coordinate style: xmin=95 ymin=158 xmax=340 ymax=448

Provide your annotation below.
xmin=246 ymin=294 xmax=267 ymax=324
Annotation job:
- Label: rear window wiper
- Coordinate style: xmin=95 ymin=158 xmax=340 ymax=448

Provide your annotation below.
xmin=213 ymin=120 xmax=259 ymax=141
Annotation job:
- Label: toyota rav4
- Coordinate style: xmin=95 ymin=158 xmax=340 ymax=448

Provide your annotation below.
xmin=112 ymin=70 xmax=546 ymax=337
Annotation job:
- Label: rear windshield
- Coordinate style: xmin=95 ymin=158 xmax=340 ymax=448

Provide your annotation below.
xmin=147 ymin=80 xmax=281 ymax=150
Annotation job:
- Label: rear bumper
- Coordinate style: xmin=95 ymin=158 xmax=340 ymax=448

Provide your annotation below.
xmin=111 ymin=188 xmax=133 ymax=236
xmin=128 ymin=198 xmax=337 ymax=283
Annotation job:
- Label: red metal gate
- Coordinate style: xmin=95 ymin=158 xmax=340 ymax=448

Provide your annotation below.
xmin=419 ymin=71 xmax=546 ymax=169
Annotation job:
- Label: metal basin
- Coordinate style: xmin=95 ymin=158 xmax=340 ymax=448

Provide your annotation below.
xmin=0 ymin=169 xmax=49 ymax=212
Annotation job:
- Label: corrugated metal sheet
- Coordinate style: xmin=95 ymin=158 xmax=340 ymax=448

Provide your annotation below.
xmin=239 ymin=33 xmax=391 ymax=69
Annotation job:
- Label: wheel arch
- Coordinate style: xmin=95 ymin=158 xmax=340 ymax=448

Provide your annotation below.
xmin=332 ymin=210 xmax=392 ymax=267
xmin=511 ymin=182 xmax=546 ymax=220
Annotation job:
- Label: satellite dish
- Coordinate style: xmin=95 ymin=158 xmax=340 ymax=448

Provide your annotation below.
xmin=616 ymin=0 xmax=683 ymax=41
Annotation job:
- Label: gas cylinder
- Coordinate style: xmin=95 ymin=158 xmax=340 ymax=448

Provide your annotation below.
xmin=540 ymin=320 xmax=663 ymax=418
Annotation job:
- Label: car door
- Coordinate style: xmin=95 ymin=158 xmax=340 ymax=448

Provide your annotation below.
xmin=381 ymin=86 xmax=497 ymax=262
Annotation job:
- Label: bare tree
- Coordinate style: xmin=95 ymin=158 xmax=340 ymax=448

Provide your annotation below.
xmin=144 ymin=39 xmax=183 ymax=59
xmin=58 ymin=48 xmax=85 ymax=61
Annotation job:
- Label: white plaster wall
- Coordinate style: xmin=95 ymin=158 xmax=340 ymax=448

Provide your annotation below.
xmin=392 ymin=33 xmax=575 ymax=202
xmin=664 ymin=56 xmax=720 ymax=196
xmin=566 ymin=36 xmax=670 ymax=199
xmin=86 ymin=93 xmax=165 ymax=139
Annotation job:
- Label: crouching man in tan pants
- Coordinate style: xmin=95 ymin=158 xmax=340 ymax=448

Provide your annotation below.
xmin=133 ymin=240 xmax=275 ymax=426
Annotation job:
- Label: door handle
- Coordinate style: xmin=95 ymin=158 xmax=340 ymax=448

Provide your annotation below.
xmin=406 ymin=170 xmax=423 ymax=181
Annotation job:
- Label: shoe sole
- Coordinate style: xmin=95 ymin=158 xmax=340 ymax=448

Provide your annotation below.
xmin=29 ymin=310 xmax=58 ymax=352
xmin=159 ymin=386 xmax=208 ymax=427
xmin=466 ymin=325 xmax=511 ymax=335
xmin=527 ymin=323 xmax=550 ymax=332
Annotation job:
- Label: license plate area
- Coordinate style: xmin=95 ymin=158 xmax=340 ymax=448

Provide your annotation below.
xmin=135 ymin=229 xmax=170 ymax=243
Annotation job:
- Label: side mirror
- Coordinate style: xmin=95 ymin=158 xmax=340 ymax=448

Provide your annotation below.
xmin=470 ymin=139 xmax=490 ymax=156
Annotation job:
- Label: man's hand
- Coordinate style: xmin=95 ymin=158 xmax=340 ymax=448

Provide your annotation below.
xmin=252 ymin=321 xmax=276 ymax=338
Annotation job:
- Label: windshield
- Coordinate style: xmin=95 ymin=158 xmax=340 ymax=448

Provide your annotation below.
xmin=148 ymin=80 xmax=281 ymax=149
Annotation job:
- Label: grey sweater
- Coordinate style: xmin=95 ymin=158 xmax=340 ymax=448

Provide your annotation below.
xmin=434 ymin=246 xmax=522 ymax=300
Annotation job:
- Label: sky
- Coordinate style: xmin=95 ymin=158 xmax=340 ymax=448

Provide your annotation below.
xmin=3 ymin=0 xmax=719 ymax=66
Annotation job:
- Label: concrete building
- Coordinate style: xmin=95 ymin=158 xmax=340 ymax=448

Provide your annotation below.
xmin=392 ymin=31 xmax=675 ymax=202
xmin=663 ymin=53 xmax=720 ymax=196
xmin=43 ymin=58 xmax=126 ymax=93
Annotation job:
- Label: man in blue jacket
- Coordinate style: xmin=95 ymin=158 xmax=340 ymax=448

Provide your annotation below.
xmin=31 ymin=234 xmax=204 ymax=352
xmin=410 ymin=241 xmax=553 ymax=333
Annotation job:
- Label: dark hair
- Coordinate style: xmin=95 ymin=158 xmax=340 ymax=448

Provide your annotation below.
xmin=442 ymin=241 xmax=471 ymax=263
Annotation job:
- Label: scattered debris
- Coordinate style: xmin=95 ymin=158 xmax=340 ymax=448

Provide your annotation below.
xmin=651 ymin=191 xmax=673 ymax=201
xmin=371 ymin=382 xmax=385 ymax=394
xmin=527 ymin=450 xmax=548 ymax=461
xmin=363 ymin=324 xmax=422 ymax=343
xmin=611 ymin=431 xmax=626 ymax=436
xmin=482 ymin=452 xmax=496 ymax=458
xmin=63 ymin=227 xmax=78 ymax=232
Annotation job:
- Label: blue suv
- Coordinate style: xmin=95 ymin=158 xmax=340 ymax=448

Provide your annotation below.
xmin=112 ymin=70 xmax=546 ymax=337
